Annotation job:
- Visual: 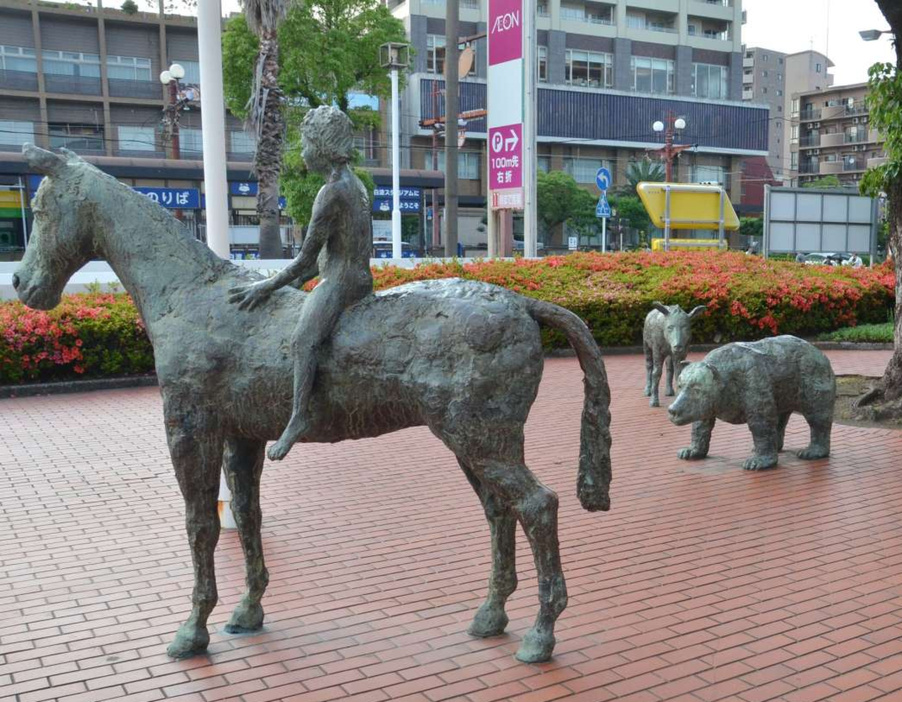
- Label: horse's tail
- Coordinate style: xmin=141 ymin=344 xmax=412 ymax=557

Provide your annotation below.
xmin=525 ymin=298 xmax=612 ymax=512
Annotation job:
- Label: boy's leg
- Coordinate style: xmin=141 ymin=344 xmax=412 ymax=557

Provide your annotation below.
xmin=268 ymin=285 xmax=344 ymax=461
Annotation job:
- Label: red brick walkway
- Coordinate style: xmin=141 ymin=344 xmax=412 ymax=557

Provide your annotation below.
xmin=3 ymin=350 xmax=902 ymax=702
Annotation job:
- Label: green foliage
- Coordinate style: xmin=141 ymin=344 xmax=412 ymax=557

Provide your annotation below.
xmin=819 ymin=322 xmax=893 ymax=343
xmin=221 ymin=15 xmax=261 ymax=119
xmin=222 ymin=0 xmax=407 ymax=118
xmin=536 ymin=170 xmax=587 ymax=230
xmin=608 ymin=194 xmax=652 ymax=234
xmin=739 ymin=217 xmax=763 ymax=238
xmin=120 ymin=0 xmax=138 ymax=14
xmin=861 ymin=61 xmax=902 ymax=198
xmin=615 ymin=159 xmax=664 ymax=197
xmin=802 ymin=175 xmax=843 ymax=189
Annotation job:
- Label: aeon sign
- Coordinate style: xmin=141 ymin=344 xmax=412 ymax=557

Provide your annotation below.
xmin=488 ymin=0 xmax=523 ymax=66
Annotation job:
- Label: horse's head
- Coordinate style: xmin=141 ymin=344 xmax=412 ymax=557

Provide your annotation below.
xmin=13 ymin=145 xmax=101 ymax=309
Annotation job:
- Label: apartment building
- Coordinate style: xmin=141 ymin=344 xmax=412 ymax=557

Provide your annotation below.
xmin=790 ymin=82 xmax=885 ymax=187
xmin=740 ymin=46 xmax=832 ymax=187
xmin=390 ymin=0 xmax=769 ymax=245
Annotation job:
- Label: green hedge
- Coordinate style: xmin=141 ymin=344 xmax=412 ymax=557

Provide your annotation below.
xmin=1 ymin=251 xmax=894 ymax=384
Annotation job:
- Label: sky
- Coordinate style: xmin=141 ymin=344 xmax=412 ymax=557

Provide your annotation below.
xmin=742 ymin=0 xmax=895 ymax=86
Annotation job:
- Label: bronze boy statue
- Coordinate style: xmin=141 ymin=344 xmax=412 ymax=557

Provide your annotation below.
xmin=228 ymin=106 xmax=374 ymax=460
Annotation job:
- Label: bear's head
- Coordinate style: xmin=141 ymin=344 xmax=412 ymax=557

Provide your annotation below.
xmin=667 ymin=361 xmax=721 ymax=426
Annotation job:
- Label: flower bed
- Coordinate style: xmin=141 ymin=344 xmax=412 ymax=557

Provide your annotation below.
xmin=1 ymin=252 xmax=894 ymax=384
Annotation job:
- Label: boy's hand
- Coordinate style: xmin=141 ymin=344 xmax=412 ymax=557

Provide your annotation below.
xmin=228 ymin=280 xmax=277 ymax=310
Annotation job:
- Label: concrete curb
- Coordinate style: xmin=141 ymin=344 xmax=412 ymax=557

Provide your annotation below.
xmin=1 ymin=341 xmax=892 ymax=399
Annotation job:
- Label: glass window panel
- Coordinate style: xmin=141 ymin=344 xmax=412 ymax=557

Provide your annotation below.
xmin=180 ymin=127 xmax=203 ymax=153
xmin=230 ymin=130 xmax=254 ymax=153
xmin=174 ymin=59 xmax=200 ymax=84
xmin=117 ymin=125 xmax=154 ymax=151
xmin=0 ymin=120 xmax=34 ymax=147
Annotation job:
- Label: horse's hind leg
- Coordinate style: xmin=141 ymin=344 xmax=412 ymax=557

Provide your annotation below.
xmin=164 ymin=406 xmax=224 ymax=659
xmin=222 ymin=438 xmax=269 ymax=634
xmin=471 ymin=456 xmax=567 ymax=663
xmin=458 ymin=458 xmax=518 ymax=638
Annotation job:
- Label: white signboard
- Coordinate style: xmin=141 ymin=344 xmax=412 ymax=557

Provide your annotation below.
xmin=568 ymin=236 xmax=578 ymax=251
xmin=763 ymin=185 xmax=877 ymax=257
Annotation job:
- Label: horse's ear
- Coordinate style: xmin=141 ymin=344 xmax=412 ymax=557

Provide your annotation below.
xmin=22 ymin=143 xmax=66 ymax=176
xmin=651 ymin=301 xmax=670 ymax=316
xmin=58 ymin=147 xmax=84 ymax=164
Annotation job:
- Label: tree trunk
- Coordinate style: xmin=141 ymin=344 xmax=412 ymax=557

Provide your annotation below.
xmin=876 ymin=0 xmax=902 ymax=398
xmin=255 ymin=30 xmax=285 ymax=260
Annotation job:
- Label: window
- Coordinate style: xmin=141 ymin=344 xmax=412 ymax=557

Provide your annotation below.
xmin=563 ymin=157 xmax=612 ymax=184
xmin=816 ymin=63 xmax=821 ymax=73
xmin=0 ymin=120 xmax=33 ymax=146
xmin=763 ymin=54 xmax=769 ymax=61
xmin=626 ymin=12 xmax=644 ymax=29
xmin=791 ymin=97 xmax=800 ymax=115
xmin=116 ymin=125 xmax=154 ymax=152
xmin=0 ymin=45 xmax=37 ymax=73
xmin=179 ymin=127 xmax=203 ymax=154
xmin=692 ymin=63 xmax=728 ymax=99
xmin=106 ymin=55 xmax=152 ymax=81
xmin=173 ymin=59 xmax=200 ymax=85
xmin=791 ymin=152 xmax=798 ymax=169
xmin=437 ymin=150 xmax=480 ymax=179
xmin=565 ymin=50 xmax=613 ymax=88
xmin=778 ymin=57 xmax=784 ymax=65
xmin=50 ymin=123 xmax=103 ymax=151
xmin=762 ymin=87 xmax=768 ymax=94
xmin=776 ymin=89 xmax=783 ymax=97
xmin=631 ymin=57 xmax=674 ymax=94
xmin=538 ymin=46 xmax=547 ymax=82
xmin=777 ymin=73 xmax=783 ymax=81
xmin=230 ymin=129 xmax=254 ymax=154
xmin=42 ymin=50 xmax=100 ymax=77
xmin=537 ymin=155 xmax=551 ymax=172
xmin=560 ymin=4 xmax=585 ymax=21
xmin=427 ymin=35 xmax=445 ymax=74
xmin=777 ymin=105 xmax=782 ymax=112
xmin=762 ymin=70 xmax=768 ymax=78
xmin=692 ymin=164 xmax=725 ymax=184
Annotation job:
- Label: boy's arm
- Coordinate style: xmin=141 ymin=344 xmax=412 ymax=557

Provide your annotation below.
xmin=229 ymin=189 xmax=335 ymax=310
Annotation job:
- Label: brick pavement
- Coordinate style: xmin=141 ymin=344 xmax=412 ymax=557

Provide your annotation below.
xmin=2 ymin=350 xmax=902 ymax=702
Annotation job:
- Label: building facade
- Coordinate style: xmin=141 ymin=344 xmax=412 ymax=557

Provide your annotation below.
xmin=740 ymin=46 xmax=833 ymax=185
xmin=390 ymin=0 xmax=769 ymax=245
xmin=790 ymin=82 xmax=885 ymax=188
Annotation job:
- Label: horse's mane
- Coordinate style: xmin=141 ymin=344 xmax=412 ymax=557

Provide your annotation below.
xmin=66 ymin=158 xmax=236 ymax=281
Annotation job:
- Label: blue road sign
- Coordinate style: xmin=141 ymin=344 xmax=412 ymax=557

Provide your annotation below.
xmin=596 ymin=194 xmax=611 ymax=219
xmin=595 ymin=167 xmax=612 ymax=192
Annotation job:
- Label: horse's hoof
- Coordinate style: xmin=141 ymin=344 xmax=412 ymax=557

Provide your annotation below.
xmin=649 ymin=399 xmax=660 ymax=408
xmin=665 ymin=388 xmax=675 ymax=397
xmin=225 ymin=601 xmax=264 ymax=634
xmin=166 ymin=625 xmax=210 ymax=659
xmin=467 ymin=604 xmax=509 ymax=638
xmin=797 ymin=446 xmax=829 ymax=460
xmin=515 ymin=628 xmax=555 ymax=663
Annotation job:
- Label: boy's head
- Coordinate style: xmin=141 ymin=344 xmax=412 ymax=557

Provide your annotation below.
xmin=302 ymin=106 xmax=354 ymax=173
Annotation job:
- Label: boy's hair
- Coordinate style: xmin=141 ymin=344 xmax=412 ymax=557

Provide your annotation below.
xmin=302 ymin=106 xmax=354 ymax=164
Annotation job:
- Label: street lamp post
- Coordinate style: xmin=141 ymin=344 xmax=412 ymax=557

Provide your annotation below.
xmin=159 ymin=63 xmax=186 ymax=160
xmin=859 ymin=29 xmax=892 ymax=41
xmin=652 ymin=113 xmax=692 ymax=251
xmin=380 ymin=43 xmax=410 ymax=260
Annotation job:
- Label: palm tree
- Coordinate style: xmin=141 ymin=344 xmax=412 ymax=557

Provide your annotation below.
xmin=615 ymin=159 xmax=665 ymax=197
xmin=242 ymin=0 xmax=288 ymax=259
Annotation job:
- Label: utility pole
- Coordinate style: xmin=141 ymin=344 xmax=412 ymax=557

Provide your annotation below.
xmin=445 ymin=0 xmax=459 ymax=258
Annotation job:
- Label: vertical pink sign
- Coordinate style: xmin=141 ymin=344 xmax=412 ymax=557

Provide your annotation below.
xmin=489 ymin=0 xmax=523 ymax=66
xmin=489 ymin=123 xmax=523 ymax=190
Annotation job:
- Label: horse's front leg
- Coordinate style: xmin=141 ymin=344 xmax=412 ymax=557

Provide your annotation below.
xmin=164 ymin=409 xmax=224 ymax=659
xmin=222 ymin=438 xmax=269 ymax=634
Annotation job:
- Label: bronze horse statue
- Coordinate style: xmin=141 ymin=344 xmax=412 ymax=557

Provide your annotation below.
xmin=13 ymin=145 xmax=613 ymax=663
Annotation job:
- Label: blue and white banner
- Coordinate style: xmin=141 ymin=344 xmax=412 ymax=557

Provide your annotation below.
xmin=133 ymin=187 xmax=200 ymax=209
xmin=372 ymin=199 xmax=421 ymax=214
xmin=373 ymin=186 xmax=422 ymax=200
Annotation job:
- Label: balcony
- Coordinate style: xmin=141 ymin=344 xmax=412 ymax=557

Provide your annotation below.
xmin=43 ymin=73 xmax=101 ymax=96
xmin=820 ymin=132 xmax=844 ymax=147
xmin=461 ymin=0 xmax=479 ymax=8
xmin=696 ymin=0 xmax=731 ymax=5
xmin=742 ymin=72 xmax=753 ymax=84
xmin=799 ymin=108 xmax=821 ymax=122
xmin=799 ymin=135 xmax=820 ymax=148
xmin=843 ymin=157 xmax=865 ymax=172
xmin=0 ymin=68 xmax=38 ymax=92
xmin=868 ymin=155 xmax=888 ymax=169
xmin=742 ymin=88 xmax=753 ymax=100
xmin=743 ymin=56 xmax=754 ymax=68
xmin=819 ymin=160 xmax=842 ymax=175
xmin=844 ymin=132 xmax=871 ymax=144
xmin=108 ymin=78 xmax=161 ymax=99
xmin=845 ymin=101 xmax=867 ymax=116
xmin=799 ymin=162 xmax=819 ymax=174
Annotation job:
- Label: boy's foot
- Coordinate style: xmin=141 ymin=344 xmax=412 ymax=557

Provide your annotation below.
xmin=267 ymin=416 xmax=310 ymax=461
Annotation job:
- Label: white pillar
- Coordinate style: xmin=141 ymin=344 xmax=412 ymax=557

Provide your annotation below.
xmin=198 ymin=0 xmax=230 ymax=259
xmin=523 ymin=0 xmax=538 ymax=258
xmin=391 ymin=67 xmax=402 ymax=259
xmin=198 ymin=0 xmax=234 ymax=528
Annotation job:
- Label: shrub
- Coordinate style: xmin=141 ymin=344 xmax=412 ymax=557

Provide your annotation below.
xmin=0 ymin=292 xmax=153 ymax=384
xmin=1 ymin=252 xmax=894 ymax=384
